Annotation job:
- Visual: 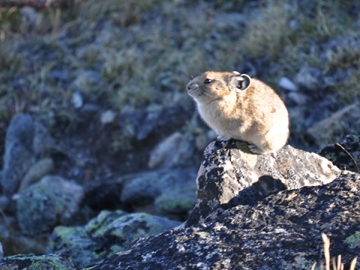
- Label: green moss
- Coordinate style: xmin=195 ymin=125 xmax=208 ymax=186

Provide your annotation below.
xmin=195 ymin=231 xmax=210 ymax=238
xmin=344 ymin=232 xmax=360 ymax=249
xmin=293 ymin=255 xmax=315 ymax=269
xmin=28 ymin=259 xmax=69 ymax=270
xmin=0 ymin=254 xmax=73 ymax=270
xmin=109 ymin=245 xmax=125 ymax=254
xmin=53 ymin=226 xmax=80 ymax=238
xmin=85 ymin=210 xmax=127 ymax=237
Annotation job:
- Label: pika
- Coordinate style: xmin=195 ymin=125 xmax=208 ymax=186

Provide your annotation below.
xmin=186 ymin=71 xmax=289 ymax=154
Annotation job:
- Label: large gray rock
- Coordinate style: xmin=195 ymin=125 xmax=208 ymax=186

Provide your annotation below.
xmin=90 ymin=172 xmax=360 ymax=270
xmin=16 ymin=175 xmax=84 ymax=236
xmin=187 ymin=139 xmax=340 ymax=226
xmin=88 ymin=139 xmax=360 ymax=270
xmin=1 ymin=114 xmax=35 ymax=196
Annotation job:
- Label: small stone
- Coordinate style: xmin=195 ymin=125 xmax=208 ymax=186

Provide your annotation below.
xmin=17 ymin=176 xmax=84 ymax=236
xmin=155 ymin=184 xmax=197 ymax=215
xmin=278 ymin=77 xmax=299 ymax=91
xmin=18 ymin=158 xmax=54 ymax=193
xmin=287 ymin=92 xmax=308 ymax=106
xmin=72 ymin=92 xmax=83 ymax=109
xmin=20 ymin=6 xmax=39 ymax=26
xmin=295 ymin=66 xmax=325 ymax=91
xmin=148 ymin=132 xmax=193 ymax=169
xmin=100 ymin=110 xmax=116 ymax=124
xmin=0 ymin=254 xmax=74 ymax=269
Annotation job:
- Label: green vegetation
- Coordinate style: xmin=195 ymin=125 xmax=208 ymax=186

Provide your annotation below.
xmin=345 ymin=231 xmax=360 ymax=249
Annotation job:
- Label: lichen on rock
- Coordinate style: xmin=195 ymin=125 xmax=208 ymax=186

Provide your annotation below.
xmin=16 ymin=175 xmax=84 ymax=236
xmin=187 ymin=139 xmax=340 ymax=226
xmin=50 ymin=210 xmax=181 ymax=269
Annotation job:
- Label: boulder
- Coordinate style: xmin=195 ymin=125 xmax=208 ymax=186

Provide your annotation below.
xmin=89 ymin=139 xmax=360 ymax=270
xmin=295 ymin=65 xmax=326 ymax=92
xmin=90 ymin=172 xmax=360 ymax=270
xmin=187 ymin=139 xmax=340 ymax=226
xmin=18 ymin=157 xmax=54 ymax=192
xmin=16 ymin=175 xmax=84 ymax=236
xmin=1 ymin=114 xmax=35 ymax=196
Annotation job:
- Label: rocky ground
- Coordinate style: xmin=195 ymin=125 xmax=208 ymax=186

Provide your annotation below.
xmin=0 ymin=0 xmax=359 ymax=269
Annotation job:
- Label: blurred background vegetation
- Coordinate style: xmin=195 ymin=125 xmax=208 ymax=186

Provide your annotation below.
xmin=0 ymin=0 xmax=359 ymax=155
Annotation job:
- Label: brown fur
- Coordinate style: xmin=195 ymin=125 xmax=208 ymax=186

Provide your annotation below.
xmin=187 ymin=71 xmax=289 ymax=154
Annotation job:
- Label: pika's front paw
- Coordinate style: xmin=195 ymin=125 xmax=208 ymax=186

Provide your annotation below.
xmin=247 ymin=144 xmax=263 ymax=154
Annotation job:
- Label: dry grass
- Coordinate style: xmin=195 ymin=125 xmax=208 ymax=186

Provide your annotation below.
xmin=74 ymin=0 xmax=162 ymax=25
xmin=0 ymin=43 xmax=21 ymax=72
xmin=239 ymin=0 xmax=294 ymax=60
xmin=311 ymin=234 xmax=358 ymax=270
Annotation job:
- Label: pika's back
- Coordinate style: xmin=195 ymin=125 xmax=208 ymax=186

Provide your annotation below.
xmin=187 ymin=71 xmax=289 ymax=154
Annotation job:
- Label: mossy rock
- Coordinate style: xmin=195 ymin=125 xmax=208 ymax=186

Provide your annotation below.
xmin=0 ymin=254 xmax=74 ymax=270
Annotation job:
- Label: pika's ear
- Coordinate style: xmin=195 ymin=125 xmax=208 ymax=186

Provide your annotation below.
xmin=233 ymin=74 xmax=252 ymax=92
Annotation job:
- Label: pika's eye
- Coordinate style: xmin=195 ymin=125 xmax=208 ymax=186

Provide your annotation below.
xmin=204 ymin=78 xmax=212 ymax=84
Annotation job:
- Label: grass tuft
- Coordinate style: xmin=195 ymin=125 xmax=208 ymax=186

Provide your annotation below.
xmin=312 ymin=233 xmax=358 ymax=270
xmin=239 ymin=0 xmax=294 ymax=60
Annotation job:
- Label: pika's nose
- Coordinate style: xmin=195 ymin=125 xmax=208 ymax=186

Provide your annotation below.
xmin=187 ymin=83 xmax=197 ymax=91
